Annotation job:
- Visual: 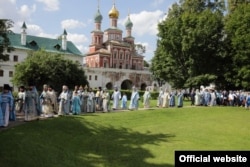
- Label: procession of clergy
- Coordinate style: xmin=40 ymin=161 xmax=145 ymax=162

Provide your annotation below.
xmin=0 ymin=83 xmax=152 ymax=128
xmin=2 ymin=83 xmax=249 ymax=128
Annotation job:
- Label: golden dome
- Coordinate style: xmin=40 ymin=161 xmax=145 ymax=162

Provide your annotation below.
xmin=108 ymin=4 xmax=119 ymax=18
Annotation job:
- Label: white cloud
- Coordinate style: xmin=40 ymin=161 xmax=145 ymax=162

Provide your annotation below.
xmin=76 ymin=45 xmax=89 ymax=54
xmin=67 ymin=33 xmax=88 ymax=44
xmin=120 ymin=10 xmax=164 ymax=36
xmin=36 ymin=0 xmax=59 ymax=11
xmin=61 ymin=19 xmax=86 ymax=30
xmin=18 ymin=4 xmax=36 ymax=21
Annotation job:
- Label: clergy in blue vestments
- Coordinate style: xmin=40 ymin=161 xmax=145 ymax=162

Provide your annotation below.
xmin=177 ymin=90 xmax=184 ymax=108
xmin=24 ymin=84 xmax=40 ymax=121
xmin=87 ymin=88 xmax=95 ymax=113
xmin=71 ymin=91 xmax=82 ymax=115
xmin=0 ymin=84 xmax=14 ymax=127
xmin=0 ymin=95 xmax=4 ymax=126
xmin=169 ymin=91 xmax=175 ymax=107
xmin=121 ymin=93 xmax=127 ymax=109
xmin=9 ymin=87 xmax=16 ymax=121
xmin=129 ymin=86 xmax=140 ymax=110
xmin=111 ymin=86 xmax=121 ymax=110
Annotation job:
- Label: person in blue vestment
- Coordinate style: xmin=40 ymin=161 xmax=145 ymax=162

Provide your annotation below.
xmin=1 ymin=84 xmax=14 ymax=127
xmin=71 ymin=91 xmax=82 ymax=115
xmin=24 ymin=83 xmax=40 ymax=121
xmin=9 ymin=86 xmax=16 ymax=121
xmin=177 ymin=89 xmax=184 ymax=108
xmin=121 ymin=93 xmax=127 ymax=109
xmin=0 ymin=95 xmax=4 ymax=126
xmin=129 ymin=86 xmax=140 ymax=110
xmin=169 ymin=90 xmax=176 ymax=107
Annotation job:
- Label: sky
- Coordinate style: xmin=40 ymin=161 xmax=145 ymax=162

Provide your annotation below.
xmin=0 ymin=0 xmax=178 ymax=61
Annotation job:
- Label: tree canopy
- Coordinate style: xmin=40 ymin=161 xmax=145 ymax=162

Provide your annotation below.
xmin=151 ymin=0 xmax=250 ymax=90
xmin=0 ymin=19 xmax=14 ymax=61
xmin=12 ymin=50 xmax=88 ymax=92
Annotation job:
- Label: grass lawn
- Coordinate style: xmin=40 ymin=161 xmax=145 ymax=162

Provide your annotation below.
xmin=0 ymin=101 xmax=250 ymax=167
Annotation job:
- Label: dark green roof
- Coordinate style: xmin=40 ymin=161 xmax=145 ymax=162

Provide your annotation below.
xmin=94 ymin=9 xmax=103 ymax=23
xmin=125 ymin=16 xmax=133 ymax=28
xmin=21 ymin=22 xmax=27 ymax=29
xmin=7 ymin=33 xmax=83 ymax=56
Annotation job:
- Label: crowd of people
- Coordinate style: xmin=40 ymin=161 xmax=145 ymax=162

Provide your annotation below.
xmin=0 ymin=83 xmax=152 ymax=128
xmin=1 ymin=83 xmax=249 ymax=128
xmin=156 ymin=86 xmax=250 ymax=109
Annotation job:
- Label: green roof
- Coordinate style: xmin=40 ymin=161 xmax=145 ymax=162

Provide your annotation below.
xmin=7 ymin=33 xmax=83 ymax=56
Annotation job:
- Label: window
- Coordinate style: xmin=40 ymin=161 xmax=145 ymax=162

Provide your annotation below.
xmin=95 ymin=75 xmax=98 ymax=80
xmin=13 ymin=55 xmax=18 ymax=62
xmin=0 ymin=70 xmax=3 ymax=77
xmin=89 ymin=75 xmax=92 ymax=80
xmin=9 ymin=71 xmax=13 ymax=77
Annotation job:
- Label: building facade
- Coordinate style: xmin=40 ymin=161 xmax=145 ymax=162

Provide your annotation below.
xmin=83 ymin=3 xmax=153 ymax=90
xmin=0 ymin=22 xmax=83 ymax=90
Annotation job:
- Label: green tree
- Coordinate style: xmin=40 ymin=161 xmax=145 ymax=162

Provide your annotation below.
xmin=224 ymin=3 xmax=250 ymax=89
xmin=0 ymin=19 xmax=14 ymax=61
xmin=12 ymin=50 xmax=88 ymax=92
xmin=151 ymin=0 xmax=226 ymax=88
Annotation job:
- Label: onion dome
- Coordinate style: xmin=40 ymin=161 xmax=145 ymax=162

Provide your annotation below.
xmin=125 ymin=15 xmax=133 ymax=28
xmin=108 ymin=4 xmax=119 ymax=18
xmin=94 ymin=9 xmax=103 ymax=23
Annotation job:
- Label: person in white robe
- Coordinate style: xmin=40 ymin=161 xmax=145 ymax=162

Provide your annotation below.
xmin=129 ymin=86 xmax=140 ymax=110
xmin=162 ymin=89 xmax=170 ymax=108
xmin=15 ymin=86 xmax=25 ymax=113
xmin=157 ymin=87 xmax=164 ymax=107
xmin=195 ymin=89 xmax=201 ymax=106
xmin=58 ymin=85 xmax=71 ymax=115
xmin=40 ymin=84 xmax=53 ymax=117
xmin=102 ymin=88 xmax=110 ymax=112
xmin=143 ymin=87 xmax=151 ymax=108
xmin=47 ymin=85 xmax=58 ymax=114
xmin=87 ymin=88 xmax=95 ymax=113
xmin=111 ymin=87 xmax=121 ymax=110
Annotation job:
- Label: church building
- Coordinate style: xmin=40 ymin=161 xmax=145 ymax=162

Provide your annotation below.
xmin=83 ymin=3 xmax=153 ymax=90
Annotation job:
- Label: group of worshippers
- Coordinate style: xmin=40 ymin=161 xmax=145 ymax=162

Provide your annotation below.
xmin=110 ymin=86 xmax=150 ymax=110
xmin=157 ymin=87 xmax=184 ymax=108
xmin=0 ymin=83 xmax=41 ymax=127
xmin=190 ymin=86 xmax=250 ymax=108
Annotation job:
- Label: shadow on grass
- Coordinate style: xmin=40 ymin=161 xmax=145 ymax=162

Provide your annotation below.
xmin=0 ymin=116 xmax=175 ymax=167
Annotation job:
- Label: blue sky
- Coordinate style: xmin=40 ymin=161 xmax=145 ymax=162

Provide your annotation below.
xmin=0 ymin=0 xmax=177 ymax=61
